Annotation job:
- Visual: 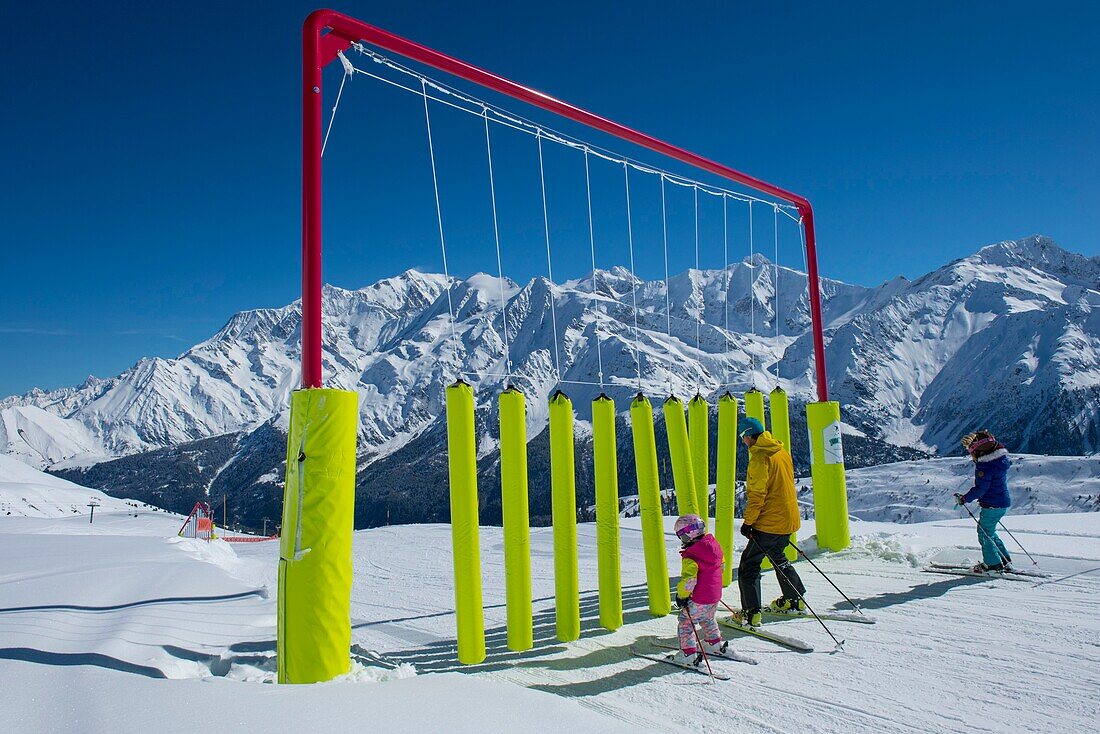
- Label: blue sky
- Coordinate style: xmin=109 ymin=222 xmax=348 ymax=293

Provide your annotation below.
xmin=1 ymin=1 xmax=1097 ymax=396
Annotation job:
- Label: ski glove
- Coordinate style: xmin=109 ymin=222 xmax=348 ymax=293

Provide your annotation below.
xmin=954 ymin=493 xmax=966 ymax=506
xmin=740 ymin=524 xmax=754 ymax=539
xmin=675 ymin=596 xmax=689 ymax=609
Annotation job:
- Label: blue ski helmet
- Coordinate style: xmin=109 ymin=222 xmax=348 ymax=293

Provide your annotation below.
xmin=738 ymin=416 xmax=765 ymax=437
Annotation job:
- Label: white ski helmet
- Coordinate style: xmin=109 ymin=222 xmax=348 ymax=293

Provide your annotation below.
xmin=674 ymin=514 xmax=705 ymax=543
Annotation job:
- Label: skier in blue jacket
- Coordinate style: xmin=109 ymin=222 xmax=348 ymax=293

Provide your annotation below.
xmin=955 ymin=430 xmax=1013 ymax=572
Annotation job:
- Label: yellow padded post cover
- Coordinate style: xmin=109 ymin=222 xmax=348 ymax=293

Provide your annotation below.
xmin=548 ymin=391 xmax=580 ymax=642
xmin=630 ymin=395 xmax=671 ymax=617
xmin=807 ymin=401 xmax=851 ymax=551
xmin=446 ymin=381 xmax=486 ymax=664
xmin=592 ymin=394 xmax=622 ymax=630
xmin=688 ymin=394 xmax=710 ymax=530
xmin=663 ymin=396 xmax=699 ymax=518
xmin=715 ymin=393 xmax=738 ymax=587
xmin=277 ymin=388 xmax=358 ymax=684
xmin=499 ymin=387 xmax=533 ymax=651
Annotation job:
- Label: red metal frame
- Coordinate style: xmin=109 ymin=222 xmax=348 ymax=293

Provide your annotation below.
xmin=302 ymin=8 xmax=830 ymax=402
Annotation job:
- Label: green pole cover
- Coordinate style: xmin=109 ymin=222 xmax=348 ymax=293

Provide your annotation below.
xmin=548 ymin=391 xmax=580 ymax=642
xmin=715 ymin=393 xmax=738 ymax=587
xmin=630 ymin=395 xmax=671 ymax=617
xmin=807 ymin=401 xmax=851 ymax=551
xmin=663 ymin=396 xmax=699 ymax=518
xmin=592 ymin=395 xmax=622 ymax=630
xmin=744 ymin=388 xmax=765 ymax=425
xmin=769 ymin=387 xmax=791 ymax=450
xmin=445 ymin=381 xmax=486 ymax=664
xmin=277 ymin=388 xmax=358 ymax=684
xmin=688 ymin=394 xmax=710 ymax=530
xmin=499 ymin=387 xmax=533 ymax=651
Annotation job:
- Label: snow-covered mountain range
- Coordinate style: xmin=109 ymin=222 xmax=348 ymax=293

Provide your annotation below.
xmin=1 ymin=235 xmax=1097 ymax=528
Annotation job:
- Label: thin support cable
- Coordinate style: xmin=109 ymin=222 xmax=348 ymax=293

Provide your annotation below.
xmin=421 ymin=80 xmax=459 ymax=374
xmin=537 ymin=131 xmax=562 ymax=386
xmin=348 ymin=44 xmax=800 ymax=213
xmin=320 ymin=52 xmax=353 ymax=158
xmin=661 ymin=176 xmax=673 ymax=395
xmin=584 ymin=148 xmax=605 ymax=390
xmin=748 ymin=200 xmax=756 ymax=387
xmin=722 ymin=195 xmax=731 ymax=389
xmin=624 ymin=162 xmax=643 ymax=391
xmin=694 ymin=184 xmax=701 ymax=362
xmin=773 ymin=204 xmax=781 ymax=387
xmin=483 ymin=107 xmax=512 ymax=384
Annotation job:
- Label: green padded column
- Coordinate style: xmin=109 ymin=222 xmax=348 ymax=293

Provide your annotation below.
xmin=769 ymin=387 xmax=791 ymax=450
xmin=592 ymin=394 xmax=622 ymax=630
xmin=277 ymin=388 xmax=358 ymax=684
xmin=744 ymin=388 xmax=765 ymax=425
xmin=630 ymin=395 xmax=671 ymax=617
xmin=548 ymin=391 xmax=580 ymax=642
xmin=807 ymin=401 xmax=851 ymax=551
xmin=445 ymin=381 xmax=486 ymax=665
xmin=688 ymin=394 xmax=710 ymax=530
xmin=663 ymin=396 xmax=699 ymax=517
xmin=715 ymin=393 xmax=738 ymax=587
xmin=499 ymin=387 xmax=533 ymax=651
xmin=768 ymin=387 xmax=798 ymax=563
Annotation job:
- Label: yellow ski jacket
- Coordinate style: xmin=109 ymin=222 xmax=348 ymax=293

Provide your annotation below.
xmin=743 ymin=431 xmax=800 ymax=535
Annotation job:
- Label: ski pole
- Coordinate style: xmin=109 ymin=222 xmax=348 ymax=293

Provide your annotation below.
xmin=787 ymin=539 xmax=864 ymax=615
xmin=996 ymin=519 xmax=1040 ymax=567
xmin=955 ymin=497 xmax=1012 ymax=566
xmin=747 ymin=535 xmax=845 ymax=651
xmin=684 ymin=602 xmax=716 ymax=683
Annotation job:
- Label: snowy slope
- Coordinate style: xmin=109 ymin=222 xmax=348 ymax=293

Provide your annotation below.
xmin=2 ymin=471 xmax=1098 ymax=733
xmin=845 ymin=453 xmax=1100 ymax=523
xmin=0 ymin=453 xmax=161 ymax=519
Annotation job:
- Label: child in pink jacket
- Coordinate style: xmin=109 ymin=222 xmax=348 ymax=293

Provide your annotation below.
xmin=671 ymin=514 xmax=727 ymax=666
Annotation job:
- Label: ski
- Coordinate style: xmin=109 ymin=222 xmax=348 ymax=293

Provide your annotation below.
xmin=927 ymin=562 xmax=1050 ymax=579
xmin=652 ymin=642 xmax=758 ymax=665
xmin=921 ymin=566 xmax=1034 ymax=582
xmin=718 ymin=615 xmax=814 ymax=652
xmin=759 ymin=608 xmax=876 ymax=625
xmin=630 ymin=647 xmax=731 ymax=680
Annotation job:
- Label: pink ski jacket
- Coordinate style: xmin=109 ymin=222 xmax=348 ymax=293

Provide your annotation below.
xmin=676 ymin=534 xmax=724 ymax=604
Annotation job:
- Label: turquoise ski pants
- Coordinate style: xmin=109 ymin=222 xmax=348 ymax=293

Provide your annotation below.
xmin=978 ymin=506 xmax=1012 ymax=566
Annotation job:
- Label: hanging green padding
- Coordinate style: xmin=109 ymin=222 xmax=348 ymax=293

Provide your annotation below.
xmin=499 ymin=387 xmax=533 ymax=651
xmin=592 ymin=394 xmax=622 ymax=630
xmin=277 ymin=388 xmax=357 ymax=684
xmin=663 ymin=396 xmax=700 ymax=517
xmin=444 ymin=381 xmax=486 ymax=665
xmin=807 ymin=401 xmax=851 ymax=551
xmin=630 ymin=395 xmax=671 ymax=617
xmin=688 ymin=394 xmax=710 ymax=530
xmin=769 ymin=387 xmax=792 ymax=450
xmin=767 ymin=387 xmax=799 ymax=563
xmin=548 ymin=391 xmax=580 ymax=642
xmin=744 ymin=388 xmax=765 ymax=425
xmin=715 ymin=393 xmax=738 ymax=587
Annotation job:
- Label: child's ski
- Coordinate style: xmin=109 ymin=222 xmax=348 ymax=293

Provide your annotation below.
xmin=921 ymin=565 xmax=1034 ymax=582
xmin=630 ymin=647 xmax=732 ymax=680
xmin=927 ymin=562 xmax=1050 ymax=579
xmin=718 ymin=615 xmax=814 ymax=652
xmin=760 ymin=608 xmax=876 ymax=625
xmin=652 ymin=642 xmax=758 ymax=665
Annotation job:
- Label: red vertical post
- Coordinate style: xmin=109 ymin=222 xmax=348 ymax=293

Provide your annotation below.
xmin=302 ymin=17 xmax=325 ymax=389
xmin=798 ymin=203 xmax=829 ymax=402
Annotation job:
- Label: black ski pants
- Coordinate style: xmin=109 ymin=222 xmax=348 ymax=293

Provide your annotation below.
xmin=738 ymin=530 xmax=805 ymax=612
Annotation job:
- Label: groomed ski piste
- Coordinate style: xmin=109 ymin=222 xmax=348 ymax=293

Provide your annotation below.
xmin=2 ymin=456 xmax=1098 ymax=733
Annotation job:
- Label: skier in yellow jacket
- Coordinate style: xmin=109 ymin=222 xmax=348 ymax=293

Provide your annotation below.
xmin=734 ymin=416 xmax=806 ymax=627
